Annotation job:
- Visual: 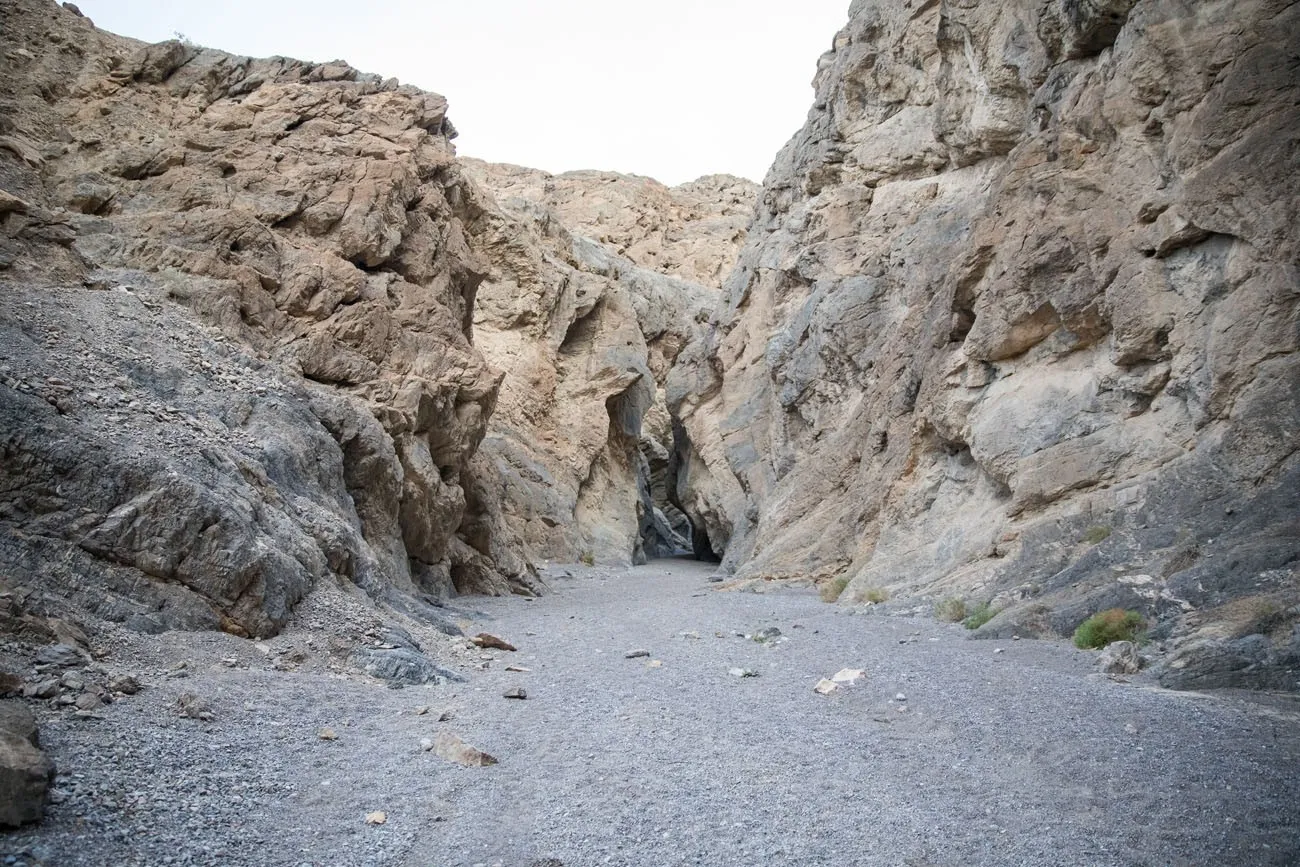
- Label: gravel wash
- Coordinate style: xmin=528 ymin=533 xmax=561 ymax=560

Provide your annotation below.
xmin=4 ymin=559 xmax=1299 ymax=866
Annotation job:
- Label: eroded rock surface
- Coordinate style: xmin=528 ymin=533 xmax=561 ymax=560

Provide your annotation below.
xmin=669 ymin=0 xmax=1300 ymax=681
xmin=462 ymin=162 xmax=756 ymax=565
xmin=0 ymin=0 xmax=536 ymax=639
xmin=0 ymin=700 xmax=54 ymax=827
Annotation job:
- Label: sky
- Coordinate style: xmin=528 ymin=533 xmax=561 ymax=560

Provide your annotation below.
xmin=74 ymin=1 xmax=850 ymax=186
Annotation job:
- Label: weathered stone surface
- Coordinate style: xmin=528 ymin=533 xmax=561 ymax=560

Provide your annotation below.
xmin=433 ymin=730 xmax=498 ymax=767
xmin=463 ymin=160 xmax=757 ymax=288
xmin=462 ymin=163 xmax=755 ymax=565
xmin=668 ymin=0 xmax=1300 ymax=684
xmin=1096 ymin=641 xmax=1142 ymax=675
xmin=0 ymin=700 xmax=55 ymax=827
xmin=352 ymin=646 xmax=466 ymax=686
xmin=0 ymin=0 xmax=537 ymax=637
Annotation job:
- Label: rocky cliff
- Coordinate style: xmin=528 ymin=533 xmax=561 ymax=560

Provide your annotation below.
xmin=461 ymin=161 xmax=756 ymax=565
xmin=0 ymin=0 xmax=540 ymax=639
xmin=669 ymin=0 xmax=1300 ymax=688
xmin=0 ymin=0 xmax=756 ymax=641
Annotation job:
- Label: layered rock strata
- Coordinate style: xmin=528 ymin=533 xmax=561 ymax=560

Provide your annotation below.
xmin=0 ymin=0 xmax=535 ymax=639
xmin=669 ymin=0 xmax=1300 ymax=686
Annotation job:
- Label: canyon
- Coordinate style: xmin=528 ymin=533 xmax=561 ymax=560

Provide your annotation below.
xmin=0 ymin=0 xmax=1298 ymax=860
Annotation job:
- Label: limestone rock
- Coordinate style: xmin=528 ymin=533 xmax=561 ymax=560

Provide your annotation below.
xmin=668 ymin=0 xmax=1300 ymax=686
xmin=0 ymin=700 xmax=55 ymax=827
xmin=352 ymin=646 xmax=466 ymax=686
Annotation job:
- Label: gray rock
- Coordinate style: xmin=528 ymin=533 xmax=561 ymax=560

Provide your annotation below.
xmin=1096 ymin=641 xmax=1142 ymax=675
xmin=107 ymin=674 xmax=141 ymax=695
xmin=1156 ymin=633 xmax=1300 ymax=691
xmin=34 ymin=644 xmax=84 ymax=668
xmin=0 ymin=700 xmax=56 ymax=827
xmin=351 ymin=647 xmax=467 ymax=686
xmin=176 ymin=693 xmax=213 ymax=721
xmin=624 ymin=649 xmax=650 ymax=659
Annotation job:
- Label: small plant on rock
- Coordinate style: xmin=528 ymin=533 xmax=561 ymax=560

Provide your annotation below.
xmin=962 ymin=601 xmax=997 ymax=630
xmin=934 ymin=597 xmax=967 ymax=623
xmin=1083 ymin=525 xmax=1112 ymax=544
xmin=1072 ymin=608 xmax=1145 ymax=649
xmin=864 ymin=586 xmax=889 ymax=605
xmin=820 ymin=576 xmax=850 ymax=603
xmin=579 ymin=550 xmax=595 ymax=566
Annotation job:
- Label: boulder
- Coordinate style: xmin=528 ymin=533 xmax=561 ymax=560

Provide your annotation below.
xmin=0 ymin=700 xmax=56 ymax=827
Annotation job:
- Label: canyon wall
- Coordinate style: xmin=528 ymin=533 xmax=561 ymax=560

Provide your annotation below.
xmin=0 ymin=0 xmax=540 ymax=638
xmin=669 ymin=0 xmax=1300 ymax=688
xmin=0 ymin=0 xmax=755 ymax=640
xmin=462 ymin=161 xmax=755 ymax=565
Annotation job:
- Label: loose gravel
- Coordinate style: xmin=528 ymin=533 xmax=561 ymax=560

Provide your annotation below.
xmin=4 ymin=559 xmax=1299 ymax=866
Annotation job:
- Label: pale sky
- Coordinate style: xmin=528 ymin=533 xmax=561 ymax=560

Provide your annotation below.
xmin=74 ymin=1 xmax=850 ymax=185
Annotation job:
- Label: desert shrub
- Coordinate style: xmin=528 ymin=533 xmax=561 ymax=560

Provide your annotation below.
xmin=1083 ymin=525 xmax=1112 ymax=544
xmin=579 ymin=550 xmax=595 ymax=566
xmin=864 ymin=587 xmax=889 ymax=604
xmin=962 ymin=601 xmax=997 ymax=630
xmin=1073 ymin=608 xmax=1145 ymax=649
xmin=820 ymin=576 xmax=850 ymax=603
xmin=934 ymin=597 xmax=967 ymax=623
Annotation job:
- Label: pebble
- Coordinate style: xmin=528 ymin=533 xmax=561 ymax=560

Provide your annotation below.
xmin=503 ymin=687 xmax=528 ymax=700
xmin=624 ymin=649 xmax=650 ymax=659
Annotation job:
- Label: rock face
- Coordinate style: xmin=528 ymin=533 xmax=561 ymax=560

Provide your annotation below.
xmin=0 ymin=0 xmax=536 ymax=638
xmin=462 ymin=162 xmax=756 ymax=564
xmin=670 ymin=0 xmax=1300 ymax=678
xmin=0 ymin=0 xmax=755 ymax=638
xmin=463 ymin=160 xmax=756 ymax=288
xmin=0 ymin=700 xmax=55 ymax=827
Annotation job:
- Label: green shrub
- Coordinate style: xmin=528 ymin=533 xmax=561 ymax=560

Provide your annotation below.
xmin=934 ymin=597 xmax=967 ymax=623
xmin=820 ymin=576 xmax=850 ymax=603
xmin=962 ymin=601 xmax=997 ymax=630
xmin=579 ymin=550 xmax=595 ymax=566
xmin=1083 ymin=525 xmax=1112 ymax=544
xmin=864 ymin=587 xmax=889 ymax=605
xmin=1073 ymin=608 xmax=1145 ymax=649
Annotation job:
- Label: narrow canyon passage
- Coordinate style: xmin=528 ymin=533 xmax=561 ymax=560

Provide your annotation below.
xmin=10 ymin=560 xmax=1299 ymax=866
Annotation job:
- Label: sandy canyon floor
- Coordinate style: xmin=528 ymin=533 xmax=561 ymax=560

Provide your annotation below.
xmin=4 ymin=559 xmax=1299 ymax=867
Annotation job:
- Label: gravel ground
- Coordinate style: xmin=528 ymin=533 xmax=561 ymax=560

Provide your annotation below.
xmin=4 ymin=558 xmax=1299 ymax=866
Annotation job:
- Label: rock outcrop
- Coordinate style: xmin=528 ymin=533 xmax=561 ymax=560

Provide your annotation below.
xmin=0 ymin=0 xmax=536 ymax=639
xmin=0 ymin=0 xmax=756 ymax=639
xmin=0 ymin=700 xmax=55 ymax=827
xmin=462 ymin=162 xmax=756 ymax=564
xmin=463 ymin=160 xmax=756 ymax=288
xmin=669 ymin=0 xmax=1300 ymax=684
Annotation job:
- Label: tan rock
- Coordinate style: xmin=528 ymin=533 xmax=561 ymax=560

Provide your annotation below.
xmin=462 ymin=161 xmax=755 ymax=565
xmin=0 ymin=0 xmax=536 ymax=637
xmin=433 ymin=731 xmax=498 ymax=767
xmin=668 ymin=0 xmax=1300 ymax=686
